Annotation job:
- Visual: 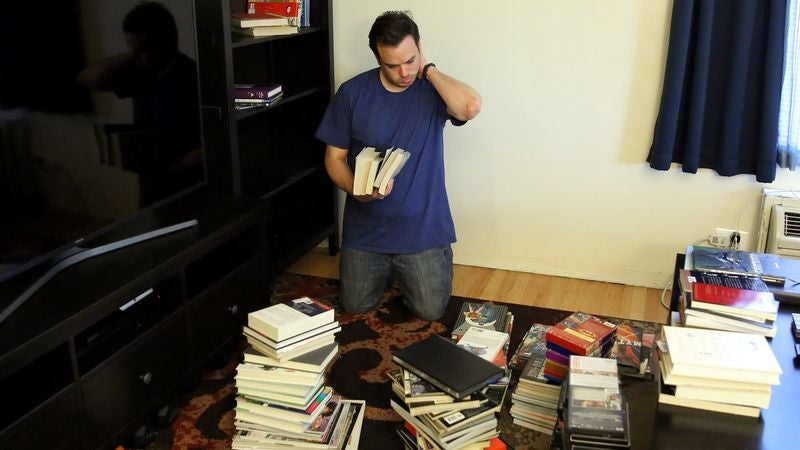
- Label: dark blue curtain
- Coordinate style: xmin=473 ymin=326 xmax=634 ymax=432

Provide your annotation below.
xmin=648 ymin=0 xmax=787 ymax=183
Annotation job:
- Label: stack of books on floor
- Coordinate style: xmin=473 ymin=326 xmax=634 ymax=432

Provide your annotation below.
xmin=676 ymin=267 xmax=778 ymax=337
xmin=390 ymin=334 xmax=510 ymax=449
xmin=657 ymin=325 xmax=782 ymax=418
xmin=543 ymin=312 xmax=617 ymax=383
xmin=232 ymin=297 xmax=365 ymax=449
xmin=509 ymin=323 xmax=561 ymax=436
xmin=233 ymin=83 xmax=283 ymax=110
xmin=231 ymin=11 xmax=299 ymax=37
xmin=559 ymin=356 xmax=630 ymax=450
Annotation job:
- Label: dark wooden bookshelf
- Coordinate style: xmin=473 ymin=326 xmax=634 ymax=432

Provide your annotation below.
xmin=1 ymin=1 xmax=339 ymax=446
xmin=196 ymin=0 xmax=339 ymax=273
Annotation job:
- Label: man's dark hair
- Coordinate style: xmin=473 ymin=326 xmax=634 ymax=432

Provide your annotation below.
xmin=123 ymin=1 xmax=178 ymax=48
xmin=368 ymin=11 xmax=420 ymax=57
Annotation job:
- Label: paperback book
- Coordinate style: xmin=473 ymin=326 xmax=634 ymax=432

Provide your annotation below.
xmin=509 ymin=322 xmax=550 ymax=369
xmin=243 ymin=342 xmax=339 ymax=373
xmin=450 ymin=301 xmax=509 ymax=340
xmin=230 ymin=12 xmax=290 ymax=28
xmin=247 ymin=297 xmax=334 ymax=341
xmin=609 ymin=323 xmax=642 ymax=373
xmin=352 ymin=147 xmax=410 ymax=195
xmin=455 ymin=327 xmax=509 ymax=363
xmin=686 ymin=245 xmax=786 ymax=284
xmin=233 ymin=83 xmax=282 ymax=100
xmin=691 ymin=282 xmax=778 ymax=321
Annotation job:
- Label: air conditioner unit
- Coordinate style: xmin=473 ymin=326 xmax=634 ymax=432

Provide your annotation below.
xmin=766 ymin=205 xmax=800 ymax=258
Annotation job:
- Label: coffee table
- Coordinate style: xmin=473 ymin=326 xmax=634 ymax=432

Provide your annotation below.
xmin=644 ymin=254 xmax=800 ymax=450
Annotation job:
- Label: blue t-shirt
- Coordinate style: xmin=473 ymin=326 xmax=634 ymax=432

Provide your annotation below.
xmin=315 ymin=68 xmax=464 ymax=254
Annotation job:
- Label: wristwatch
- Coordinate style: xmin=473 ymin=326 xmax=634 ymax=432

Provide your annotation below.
xmin=422 ymin=63 xmax=436 ymax=80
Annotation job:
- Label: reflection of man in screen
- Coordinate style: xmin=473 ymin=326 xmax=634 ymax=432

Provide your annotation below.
xmin=78 ymin=1 xmax=203 ymax=206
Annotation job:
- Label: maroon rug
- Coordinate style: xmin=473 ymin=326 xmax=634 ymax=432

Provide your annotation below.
xmin=141 ymin=273 xmax=653 ymax=450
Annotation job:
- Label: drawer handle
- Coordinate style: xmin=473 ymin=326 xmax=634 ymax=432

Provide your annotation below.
xmin=228 ymin=304 xmax=239 ymax=315
xmin=139 ymin=372 xmax=153 ymax=385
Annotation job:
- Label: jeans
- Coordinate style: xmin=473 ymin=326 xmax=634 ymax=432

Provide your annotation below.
xmin=339 ymin=245 xmax=453 ymax=321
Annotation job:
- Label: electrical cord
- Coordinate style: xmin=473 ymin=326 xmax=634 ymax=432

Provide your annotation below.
xmin=733 ymin=192 xmax=765 ymax=235
xmin=659 ymin=238 xmax=709 ymax=311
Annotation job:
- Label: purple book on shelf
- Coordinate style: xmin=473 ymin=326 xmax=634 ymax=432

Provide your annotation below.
xmin=233 ymin=83 xmax=282 ymax=99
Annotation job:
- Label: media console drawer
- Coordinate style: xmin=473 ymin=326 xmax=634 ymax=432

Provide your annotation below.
xmin=82 ymin=314 xmax=188 ymax=449
xmin=187 ymin=255 xmax=267 ymax=364
xmin=0 ymin=388 xmax=82 ymax=450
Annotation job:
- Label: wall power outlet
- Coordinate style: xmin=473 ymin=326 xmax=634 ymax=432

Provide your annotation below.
xmin=710 ymin=228 xmax=750 ymax=250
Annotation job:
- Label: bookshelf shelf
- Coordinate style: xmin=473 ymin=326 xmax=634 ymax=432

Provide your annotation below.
xmin=231 ymin=26 xmax=325 ymax=48
xmin=235 ymin=86 xmax=326 ymax=121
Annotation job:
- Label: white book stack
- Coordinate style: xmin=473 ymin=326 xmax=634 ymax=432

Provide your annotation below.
xmin=232 ymin=297 xmax=364 ymax=448
xmin=658 ymin=326 xmax=782 ymax=418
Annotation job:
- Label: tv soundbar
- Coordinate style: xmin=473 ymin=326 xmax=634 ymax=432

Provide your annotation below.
xmin=0 ymin=219 xmax=198 ymax=324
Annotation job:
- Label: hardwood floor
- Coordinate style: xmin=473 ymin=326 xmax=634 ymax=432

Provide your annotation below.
xmin=286 ymin=247 xmax=670 ymax=324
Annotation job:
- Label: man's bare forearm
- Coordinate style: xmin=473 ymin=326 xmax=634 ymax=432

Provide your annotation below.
xmin=426 ymin=66 xmax=481 ymax=121
xmin=325 ymin=145 xmax=355 ymax=195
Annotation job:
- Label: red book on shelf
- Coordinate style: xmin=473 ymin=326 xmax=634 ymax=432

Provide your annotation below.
xmin=247 ymin=2 xmax=299 ymax=19
xmin=545 ymin=311 xmax=616 ymax=356
xmin=691 ymin=282 xmax=778 ymax=320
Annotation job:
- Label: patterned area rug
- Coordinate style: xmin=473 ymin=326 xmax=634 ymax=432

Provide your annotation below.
xmin=140 ymin=273 xmax=655 ymax=450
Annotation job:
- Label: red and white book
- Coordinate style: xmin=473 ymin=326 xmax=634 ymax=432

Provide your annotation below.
xmin=691 ymin=282 xmax=778 ymax=321
xmin=247 ymin=1 xmax=298 ymax=18
xmin=231 ymin=12 xmax=290 ymax=28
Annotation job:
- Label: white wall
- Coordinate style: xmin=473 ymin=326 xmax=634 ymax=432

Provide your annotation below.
xmin=331 ymin=0 xmax=800 ymax=289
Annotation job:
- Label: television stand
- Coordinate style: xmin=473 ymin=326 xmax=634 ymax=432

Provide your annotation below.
xmin=0 ymin=190 xmax=269 ymax=450
xmin=0 ymin=220 xmax=199 ymax=324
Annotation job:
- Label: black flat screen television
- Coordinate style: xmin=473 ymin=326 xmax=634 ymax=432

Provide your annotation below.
xmin=0 ymin=0 xmax=207 ymax=322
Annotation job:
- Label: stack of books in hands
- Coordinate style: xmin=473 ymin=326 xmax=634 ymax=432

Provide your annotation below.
xmin=230 ymin=12 xmax=298 ymax=37
xmin=544 ymin=312 xmax=617 ymax=383
xmin=232 ymin=297 xmax=365 ymax=449
xmin=559 ymin=356 xmax=630 ymax=450
xmin=677 ymin=267 xmax=778 ymax=337
xmin=390 ymin=334 xmax=510 ymax=449
xmin=509 ymin=323 xmax=561 ymax=436
xmin=657 ymin=325 xmax=782 ymax=418
xmin=233 ymin=83 xmax=283 ymax=111
xmin=352 ymin=147 xmax=411 ymax=196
